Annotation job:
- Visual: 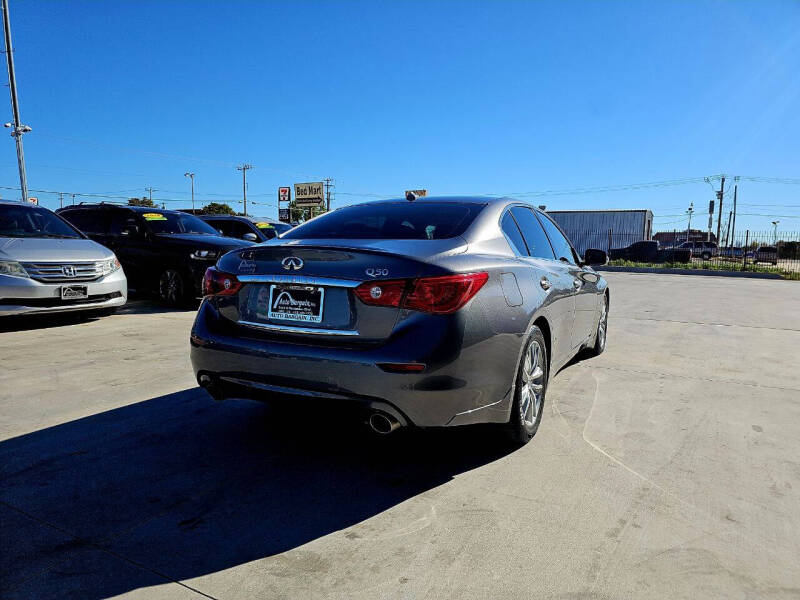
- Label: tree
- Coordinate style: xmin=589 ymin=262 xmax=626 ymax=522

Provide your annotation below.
xmin=128 ymin=197 xmax=155 ymax=207
xmin=201 ymin=202 xmax=236 ymax=215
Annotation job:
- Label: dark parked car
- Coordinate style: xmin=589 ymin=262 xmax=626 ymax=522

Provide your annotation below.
xmin=58 ymin=204 xmax=252 ymax=305
xmin=191 ymin=196 xmax=610 ymax=446
xmin=609 ymin=240 xmax=691 ymax=263
xmin=679 ymin=240 xmax=718 ymax=260
xmin=748 ymin=245 xmax=778 ymax=265
xmin=199 ymin=215 xmax=291 ymax=243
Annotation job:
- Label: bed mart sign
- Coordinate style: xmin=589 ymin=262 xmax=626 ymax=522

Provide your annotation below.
xmin=294 ymin=182 xmax=324 ymax=207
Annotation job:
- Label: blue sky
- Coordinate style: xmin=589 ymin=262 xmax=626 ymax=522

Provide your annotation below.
xmin=2 ymin=0 xmax=799 ymax=233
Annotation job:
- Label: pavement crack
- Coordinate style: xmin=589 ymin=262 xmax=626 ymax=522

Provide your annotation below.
xmin=615 ymin=316 xmax=800 ymax=333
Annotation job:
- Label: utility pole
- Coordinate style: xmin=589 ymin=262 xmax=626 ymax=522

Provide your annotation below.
xmin=724 ymin=210 xmax=732 ymax=247
xmin=71 ymin=193 xmax=76 ymax=205
xmin=184 ymin=172 xmax=195 ymax=213
xmin=715 ymin=175 xmax=725 ymax=243
xmin=146 ymin=187 xmax=155 ymax=205
xmin=2 ymin=0 xmax=30 ymax=203
xmin=686 ymin=202 xmax=694 ymax=244
xmin=772 ymin=221 xmax=780 ymax=244
xmin=730 ymin=184 xmax=738 ymax=248
xmin=237 ymin=164 xmax=252 ymax=216
xmin=58 ymin=192 xmax=63 ymax=208
xmin=324 ymin=178 xmax=334 ymax=213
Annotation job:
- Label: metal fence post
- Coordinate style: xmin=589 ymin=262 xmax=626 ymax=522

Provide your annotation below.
xmin=742 ymin=230 xmax=749 ymax=271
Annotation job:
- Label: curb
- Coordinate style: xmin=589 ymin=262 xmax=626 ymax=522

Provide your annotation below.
xmin=596 ymin=266 xmax=785 ymax=280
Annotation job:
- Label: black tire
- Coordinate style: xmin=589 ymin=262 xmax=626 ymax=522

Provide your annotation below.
xmin=504 ymin=326 xmax=548 ymax=446
xmin=586 ymin=293 xmax=608 ymax=357
xmin=158 ymin=268 xmax=189 ymax=306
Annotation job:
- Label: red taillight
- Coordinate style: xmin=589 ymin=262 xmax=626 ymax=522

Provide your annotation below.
xmin=354 ymin=279 xmax=407 ymax=307
xmin=354 ymin=272 xmax=488 ymax=315
xmin=202 ymin=267 xmax=242 ymax=296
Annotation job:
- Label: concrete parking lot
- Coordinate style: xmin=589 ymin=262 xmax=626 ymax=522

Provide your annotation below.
xmin=1 ymin=273 xmax=799 ymax=600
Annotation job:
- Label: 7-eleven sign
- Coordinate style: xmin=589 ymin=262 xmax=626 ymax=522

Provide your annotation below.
xmin=278 ymin=187 xmax=290 ymax=203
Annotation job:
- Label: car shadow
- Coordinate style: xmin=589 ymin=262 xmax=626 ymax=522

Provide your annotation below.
xmin=0 ymin=389 xmax=513 ymax=599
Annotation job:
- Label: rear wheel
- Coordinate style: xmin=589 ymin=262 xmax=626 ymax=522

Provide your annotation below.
xmin=504 ymin=326 xmax=548 ymax=446
xmin=158 ymin=269 xmax=188 ymax=306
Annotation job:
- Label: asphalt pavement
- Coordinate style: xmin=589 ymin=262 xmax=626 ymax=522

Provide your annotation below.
xmin=1 ymin=273 xmax=799 ymax=599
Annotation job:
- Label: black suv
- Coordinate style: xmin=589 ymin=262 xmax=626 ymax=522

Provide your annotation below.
xmin=199 ymin=215 xmax=292 ymax=242
xmin=58 ymin=204 xmax=252 ymax=304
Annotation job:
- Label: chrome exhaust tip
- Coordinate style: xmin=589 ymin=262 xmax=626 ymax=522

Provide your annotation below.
xmin=368 ymin=411 xmax=402 ymax=435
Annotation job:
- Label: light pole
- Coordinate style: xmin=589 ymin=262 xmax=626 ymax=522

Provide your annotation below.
xmin=184 ymin=172 xmax=195 ymax=213
xmin=686 ymin=202 xmax=694 ymax=244
xmin=237 ymin=164 xmax=252 ymax=216
xmin=772 ymin=221 xmax=779 ymax=244
xmin=2 ymin=0 xmax=30 ymax=203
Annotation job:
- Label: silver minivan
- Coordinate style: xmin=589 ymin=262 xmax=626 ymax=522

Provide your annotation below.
xmin=0 ymin=201 xmax=127 ymax=316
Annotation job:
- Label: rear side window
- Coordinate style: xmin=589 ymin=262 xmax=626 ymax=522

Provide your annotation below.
xmin=509 ymin=206 xmax=555 ymax=260
xmin=501 ymin=211 xmax=527 ymax=255
xmin=537 ymin=212 xmax=578 ymax=265
xmin=61 ymin=210 xmax=109 ymax=235
xmin=282 ymin=202 xmax=484 ymax=240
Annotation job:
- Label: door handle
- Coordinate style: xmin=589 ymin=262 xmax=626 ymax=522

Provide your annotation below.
xmin=540 ymin=276 xmax=551 ymax=291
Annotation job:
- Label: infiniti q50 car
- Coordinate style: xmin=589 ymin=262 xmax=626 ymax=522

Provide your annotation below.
xmin=190 ymin=196 xmax=609 ymax=445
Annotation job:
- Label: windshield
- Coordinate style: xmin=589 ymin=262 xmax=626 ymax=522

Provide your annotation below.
xmin=0 ymin=204 xmax=83 ymax=239
xmin=282 ymin=202 xmax=484 ymax=240
xmin=271 ymin=222 xmax=291 ymax=235
xmin=142 ymin=211 xmax=220 ymax=235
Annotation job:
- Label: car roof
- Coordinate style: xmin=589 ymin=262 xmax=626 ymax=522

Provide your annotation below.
xmin=60 ymin=204 xmax=185 ymax=215
xmin=358 ymin=196 xmax=506 ymax=206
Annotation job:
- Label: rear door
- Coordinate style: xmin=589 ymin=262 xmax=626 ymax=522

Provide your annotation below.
xmin=505 ymin=207 xmax=576 ymax=366
xmin=536 ymin=210 xmax=599 ymax=350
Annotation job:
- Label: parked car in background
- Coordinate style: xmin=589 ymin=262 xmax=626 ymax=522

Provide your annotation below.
xmin=748 ymin=245 xmax=778 ymax=265
xmin=58 ymin=204 xmax=252 ymax=305
xmin=1 ymin=201 xmax=127 ymax=316
xmin=679 ymin=240 xmax=718 ymax=260
xmin=719 ymin=246 xmax=744 ymax=258
xmin=608 ymin=240 xmax=691 ymax=263
xmin=199 ymin=215 xmax=291 ymax=243
xmin=191 ymin=196 xmax=610 ymax=446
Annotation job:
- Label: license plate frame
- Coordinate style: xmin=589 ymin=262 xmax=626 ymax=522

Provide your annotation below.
xmin=267 ymin=284 xmax=324 ymax=323
xmin=61 ymin=285 xmax=89 ymax=300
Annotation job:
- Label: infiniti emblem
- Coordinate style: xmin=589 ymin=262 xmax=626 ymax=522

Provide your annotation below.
xmin=281 ymin=256 xmax=304 ymax=271
xmin=62 ymin=265 xmax=76 ymax=277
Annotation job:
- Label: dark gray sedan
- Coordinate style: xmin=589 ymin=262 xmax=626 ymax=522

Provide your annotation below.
xmin=190 ymin=196 xmax=609 ymax=445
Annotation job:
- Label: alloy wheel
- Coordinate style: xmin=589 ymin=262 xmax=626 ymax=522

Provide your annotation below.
xmin=519 ymin=339 xmax=545 ymax=427
xmin=598 ymin=296 xmax=608 ymax=350
xmin=159 ymin=269 xmax=183 ymax=304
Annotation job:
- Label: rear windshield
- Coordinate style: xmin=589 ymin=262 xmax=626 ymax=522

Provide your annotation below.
xmin=282 ymin=202 xmax=484 ymax=240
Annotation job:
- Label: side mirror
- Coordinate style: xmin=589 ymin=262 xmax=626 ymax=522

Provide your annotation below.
xmin=242 ymin=232 xmax=258 ymax=242
xmin=584 ymin=248 xmax=608 ymax=266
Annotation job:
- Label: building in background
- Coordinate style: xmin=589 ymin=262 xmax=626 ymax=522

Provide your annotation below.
xmin=545 ymin=209 xmax=654 ymax=255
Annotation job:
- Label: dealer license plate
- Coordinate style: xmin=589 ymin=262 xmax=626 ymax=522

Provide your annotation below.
xmin=61 ymin=285 xmax=88 ymax=300
xmin=266 ymin=284 xmax=324 ymax=323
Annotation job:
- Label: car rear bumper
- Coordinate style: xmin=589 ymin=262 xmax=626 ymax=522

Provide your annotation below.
xmin=189 ymin=299 xmax=517 ymax=427
xmin=0 ymin=269 xmax=128 ymax=316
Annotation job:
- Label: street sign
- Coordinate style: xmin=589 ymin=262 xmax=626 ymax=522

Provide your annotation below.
xmin=405 ymin=189 xmax=427 ymax=198
xmin=278 ymin=186 xmax=290 ymax=203
xmin=294 ymin=182 xmax=324 ymax=207
xmin=278 ymin=208 xmax=290 ymax=223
